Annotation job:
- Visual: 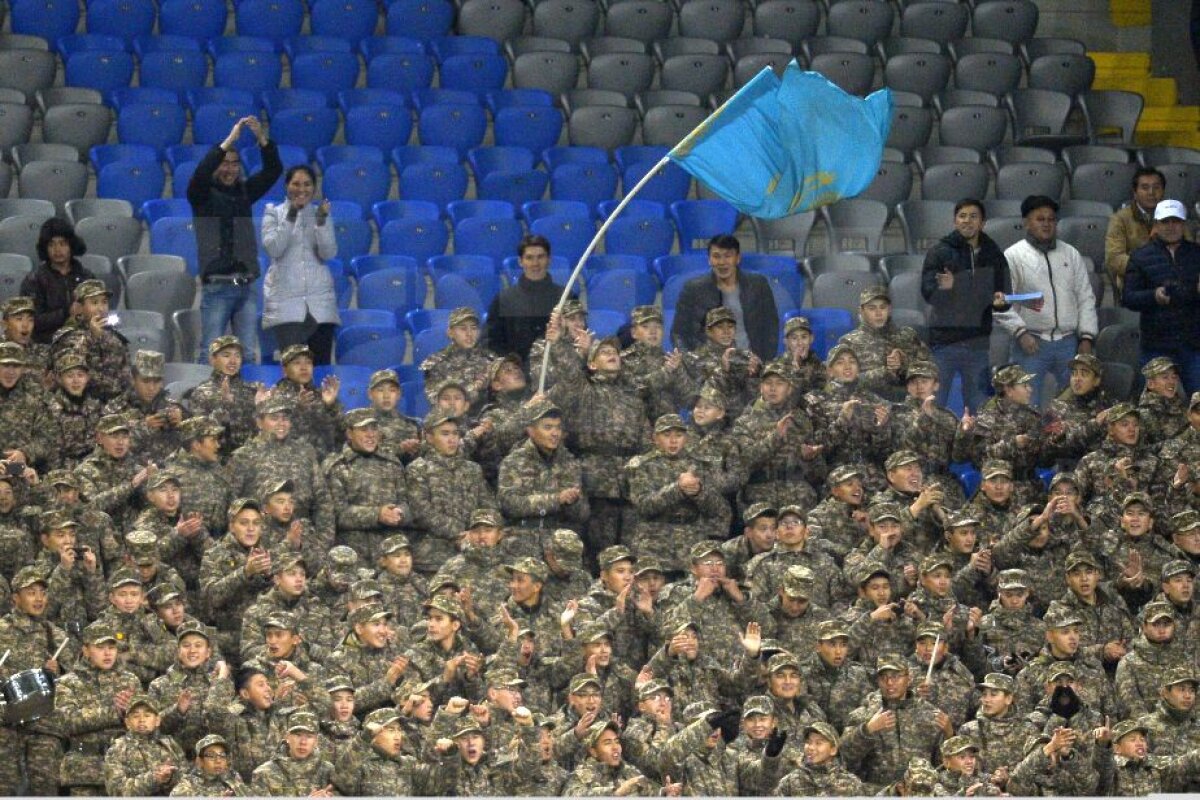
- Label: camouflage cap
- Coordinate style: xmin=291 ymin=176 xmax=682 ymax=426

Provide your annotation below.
xmin=1141 ymin=356 xmax=1177 ymax=378
xmin=547 ymin=528 xmax=584 ymax=556
xmin=827 ymin=464 xmax=864 ymax=485
xmin=11 ymin=565 xmax=48 ymax=590
xmin=486 ymin=353 xmax=522 ymax=384
xmin=1043 ymin=607 xmax=1083 ymax=628
xmin=0 ymin=341 xmax=25 ymax=366
xmin=434 ymin=378 xmax=469 ymax=397
xmin=782 ymin=565 xmax=814 ymax=598
xmin=569 ymin=673 xmax=602 ymax=694
xmin=630 ymin=304 xmax=663 ymax=325
xmin=1162 ymin=665 xmax=1199 ymax=688
xmin=777 ymin=504 xmax=806 ymax=521
xmin=915 ymin=621 xmax=947 ymax=640
xmin=560 ymin=298 xmax=586 ymax=318
xmin=875 ymin=654 xmax=909 ymax=674
xmin=992 ymin=364 xmax=1033 ymax=388
xmin=147 ymin=584 xmax=183 ymax=608
xmin=944 ymin=509 xmax=980 ymax=528
xmin=73 ymin=279 xmax=110 ymax=301
xmin=997 ymin=569 xmax=1030 ymax=590
xmin=816 ymin=619 xmax=851 ymax=641
xmin=96 ymin=413 xmax=131 ymax=434
xmin=348 ymin=579 xmax=383 ymax=601
xmin=45 ymin=469 xmax=81 ymax=488
xmin=424 ymin=594 xmax=463 ymax=619
xmin=1111 ymin=719 xmax=1149 ymax=742
xmin=653 ymin=413 xmax=688 ymax=434
xmin=853 ymin=560 xmax=891 ymax=585
xmin=1068 ymin=352 xmax=1102 ymax=375
xmin=54 ymin=352 xmax=87 ymax=374
xmin=40 ymin=508 xmax=78 ymax=531
xmin=784 ymin=315 xmax=812 ymax=336
xmin=941 ymin=736 xmax=979 ymax=758
xmin=343 ymin=408 xmax=378 ymax=428
xmin=637 ymin=679 xmax=672 ymax=700
xmin=178 ymin=415 xmax=222 ymax=440
xmin=367 ymin=368 xmax=400 ymax=390
xmin=327 ymin=546 xmax=359 ymax=572
xmin=363 ymin=707 xmax=402 ymax=733
xmin=688 ymin=540 xmax=722 ymax=562
xmin=126 ymin=693 xmax=158 ymax=714
xmin=82 ymin=620 xmax=119 ymax=644
xmin=348 ymin=605 xmax=392 ymax=626
xmin=133 ymin=349 xmax=165 ymax=379
xmin=583 ymin=719 xmax=618 ymax=748
xmin=1172 ymin=510 xmax=1200 ymax=533
xmin=576 ymin=623 xmax=613 ymax=644
xmin=767 ymin=652 xmax=801 ymax=673
xmin=1047 ymin=472 xmax=1077 ymax=490
xmin=634 ymin=556 xmax=666 ymax=576
xmin=1105 ymin=402 xmax=1140 ymax=422
xmin=1065 ymin=550 xmax=1100 ymax=572
xmin=669 ymin=618 xmax=699 ymax=636
xmin=1047 ymin=661 xmax=1077 ymax=680
xmin=1121 ymin=491 xmax=1154 ymax=511
xmin=486 ymin=667 xmax=526 ymax=688
xmin=379 ymin=534 xmax=411 ymax=555
xmin=208 ymin=335 xmax=243 ymax=356
xmin=742 ymin=695 xmax=775 ymax=718
xmin=1161 ymin=559 xmax=1195 ymax=579
xmin=979 ymin=673 xmax=1015 ymax=693
xmin=280 ymin=344 xmax=314 ymax=365
xmin=422 ymin=410 xmax=457 ymax=431
xmin=447 ymin=306 xmax=479 ymax=327
xmin=263 ymin=610 xmax=299 ymax=631
xmin=175 ymin=619 xmax=211 ymax=642
xmin=859 ymin=285 xmax=890 ymax=305
xmin=803 ymin=721 xmax=840 ymax=746
xmin=867 ymin=502 xmax=904 ymax=523
xmin=125 ymin=529 xmax=159 ymax=564
xmin=107 ymin=568 xmax=142 ymax=590
xmin=743 ymin=502 xmax=777 ymax=523
xmin=468 ymin=508 xmax=504 ymax=529
xmin=504 ymin=557 xmax=548 ymax=583
xmin=903 ymin=758 xmax=939 ymax=790
xmin=226 ymin=497 xmax=261 ymax=519
xmin=696 ymin=383 xmax=726 ymax=410
xmin=145 ymin=469 xmax=181 ymax=492
xmin=981 ymin=459 xmax=1013 ymax=479
xmin=885 ymin=450 xmax=921 ymax=471
xmin=705 ymin=306 xmax=736 ymax=328
xmin=1141 ymin=601 xmax=1176 ymax=624
xmin=1 ymin=296 xmax=33 ymax=317
xmin=287 ymin=711 xmax=319 ymax=734
xmin=324 ymin=674 xmax=354 ymax=694
xmin=599 ymin=545 xmax=635 ymax=568
xmin=683 ymin=701 xmax=718 ymax=722
xmin=427 ymin=575 xmax=460 ymax=594
xmin=195 ymin=734 xmax=228 ymax=755
xmin=920 ymin=553 xmax=954 ymax=574
xmin=271 ymin=552 xmax=306 ymax=576
xmin=524 ymin=397 xmax=562 ymax=423
xmin=760 ymin=362 xmax=797 ymax=384
xmin=905 ymin=361 xmax=939 ymax=381
xmin=824 ymin=343 xmax=858 ymax=365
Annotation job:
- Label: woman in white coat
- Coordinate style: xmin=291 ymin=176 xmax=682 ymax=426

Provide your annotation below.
xmin=261 ymin=165 xmax=340 ymax=363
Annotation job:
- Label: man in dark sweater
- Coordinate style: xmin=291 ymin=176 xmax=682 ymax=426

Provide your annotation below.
xmin=188 ymin=116 xmax=282 ymax=363
xmin=485 ymin=234 xmax=565 ymax=369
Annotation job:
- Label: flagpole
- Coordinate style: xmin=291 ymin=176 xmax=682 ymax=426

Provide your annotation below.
xmin=536 ymin=154 xmax=672 ymax=394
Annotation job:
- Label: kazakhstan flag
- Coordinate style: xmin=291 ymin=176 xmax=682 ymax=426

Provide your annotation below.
xmin=668 ymin=60 xmax=893 ymax=219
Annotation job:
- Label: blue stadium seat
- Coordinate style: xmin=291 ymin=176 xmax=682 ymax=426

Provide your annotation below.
xmin=109 ymin=87 xmax=180 ymax=112
xmin=357 ymin=265 xmax=427 ymax=311
xmin=621 ymin=161 xmax=690 ymax=205
xmin=86 ymin=0 xmax=157 ymax=45
xmin=310 ymin=0 xmax=380 ymax=47
xmin=316 ymin=145 xmax=385 ymax=171
xmin=494 ymin=106 xmax=564 ymax=154
xmin=588 ymin=310 xmax=627 ymax=338
xmin=468 ymin=146 xmax=536 ymax=183
xmin=291 ymin=52 xmax=362 ymax=98
xmin=98 ymin=160 xmax=166 ymax=214
xmin=530 ymin=214 xmax=595 ymax=266
xmin=11 ymin=0 xmax=81 ymax=52
xmin=206 ymin=35 xmax=274 ymax=59
xmin=660 ymin=273 xmax=690 ymax=310
xmin=584 ymin=254 xmax=647 ymax=279
xmin=670 ymin=199 xmax=740 ymax=251
xmin=58 ymin=34 xmax=126 ymax=60
xmin=171 ymin=161 xmax=200 ymax=195
xmin=284 ymin=36 xmax=355 ymax=61
xmin=66 ymin=51 xmax=135 ymax=93
xmin=653 ymin=253 xmax=709 ymax=286
xmin=543 ymin=146 xmax=609 ymax=171
xmin=398 ymin=162 xmax=469 ymax=210
xmin=261 ymin=88 xmax=330 ymax=118
xmin=366 ymin=54 xmax=435 ymax=92
xmin=586 ymin=268 xmax=655 ymax=312
xmin=269 ymin=107 xmax=340 ymax=158
xmin=331 ymin=217 xmax=373 ymax=263
xmin=91 ymin=143 xmax=158 ymax=173
xmin=418 ymin=103 xmax=487 ymax=158
xmin=351 ymin=254 xmax=419 ymax=279
xmin=372 ymin=199 xmax=440 ymax=228
xmin=406 ymin=308 xmax=451 ymax=335
xmin=427 ymin=254 xmax=497 ymax=281
xmin=139 ymin=50 xmax=209 ymax=93
xmin=326 ymin=200 xmax=366 ymax=222
xmin=359 ymin=36 xmax=426 ymax=61
xmin=116 ymin=103 xmax=188 ymax=153
xmin=159 ymin=0 xmax=227 ymax=42
xmin=379 ymin=218 xmax=449 ymax=263
xmin=185 ymin=87 xmax=257 ymax=113
xmin=150 ymin=216 xmax=199 ymax=274
xmin=336 ymin=324 xmax=406 ymax=362
xmin=338 ymin=335 xmax=408 ymax=369
xmin=340 ymin=309 xmax=397 ymax=329
xmin=235 ymin=0 xmax=304 ymax=51
xmin=339 ymin=89 xmax=411 ymax=114
xmin=478 ymin=170 xmax=549 ymax=207
xmin=614 ymin=145 xmax=669 ymax=172
xmin=604 ymin=216 xmax=675 ymax=259
xmin=345 ymin=105 xmax=414 ymax=151
xmin=787 ymin=307 xmax=854 ymax=359
xmin=213 ymin=51 xmax=282 ymax=94
xmin=486 ymin=89 xmax=555 ymax=114
xmin=446 ymin=200 xmax=517 ymax=225
xmin=411 ymin=88 xmax=480 ymax=111
xmin=551 ymin=163 xmax=618 ymax=214
xmin=741 ymin=253 xmax=806 ymax=308
xmin=134 ymin=34 xmax=203 ymax=56
xmin=597 ymin=199 xmax=667 ymax=220
xmin=439 ymin=53 xmax=509 ymax=98
xmin=453 ymin=217 xmax=524 ymax=261
xmin=385 ymin=0 xmax=454 ymax=41
xmin=322 ymin=160 xmax=393 ymax=214
xmin=401 ymin=379 xmax=430 ymax=417
xmin=522 ymin=200 xmax=591 ymax=224
xmin=412 ymin=328 xmax=450 ymax=365
xmin=433 ymin=272 xmax=486 ymax=313
xmin=192 ymin=103 xmax=259 ymax=145
xmin=429 ymin=35 xmax=500 ymax=62
xmin=391 ymin=145 xmax=459 ymax=170
xmin=243 ymin=364 xmax=285 ymax=383
xmin=142 ymin=198 xmax=191 ymax=226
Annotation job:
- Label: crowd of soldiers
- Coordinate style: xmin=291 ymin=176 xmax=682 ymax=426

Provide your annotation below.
xmin=0 ymin=269 xmax=1198 ymax=797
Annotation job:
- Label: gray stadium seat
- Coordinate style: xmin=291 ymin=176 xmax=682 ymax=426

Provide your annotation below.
xmin=587 ymin=52 xmax=655 ymax=99
xmin=119 ymin=325 xmax=172 ymax=360
xmin=897 ymin=199 xmax=956 ymax=253
xmin=1100 ymin=361 xmax=1134 ymax=401
xmin=563 ymin=89 xmax=629 ymax=116
xmin=171 ymin=309 xmax=204 ymax=363
xmin=126 ymin=270 xmax=197 ymax=322
xmin=505 ymin=37 xmax=572 ymax=60
xmin=900 ymin=2 xmax=968 ymax=45
xmin=752 ymin=211 xmax=817 ymax=258
xmin=118 ymin=254 xmax=189 ymax=280
xmin=802 ymin=36 xmax=870 ymax=61
xmin=164 ymin=359 xmax=210 ymax=387
xmin=921 ymin=162 xmax=989 ymax=202
xmin=820 ymin=199 xmax=889 ymax=253
xmin=0 ymin=198 xmax=55 ymax=220
xmin=0 ymin=163 xmax=10 ymax=198
xmin=604 ymin=0 xmax=673 ymax=44
xmin=1062 ymin=144 xmax=1131 ymax=173
xmin=948 ymin=37 xmax=1015 ymax=62
xmin=74 ymin=216 xmax=144 ymax=264
xmin=1057 ymin=215 xmax=1109 ymax=266
xmin=1006 ymin=88 xmax=1086 ymax=149
xmin=858 ymin=161 xmax=914 ymax=210
xmin=642 ymin=105 xmax=709 ymax=147
xmin=18 ymin=160 xmax=90 ymax=217
xmin=1156 ymin=163 xmax=1199 ymax=212
xmin=885 ymin=105 xmax=933 ymax=158
xmin=753 ymin=0 xmax=820 ymax=49
xmin=954 ymin=52 xmax=1022 ymax=96
xmin=982 ymin=216 xmax=1026 ymax=251
xmin=827 ymin=0 xmax=895 ymax=49
xmin=533 ymin=0 xmax=601 ymax=52
xmin=938 ymin=105 xmax=1008 ymax=153
xmin=457 ymin=0 xmax=527 ymax=42
xmin=878 ymin=36 xmax=941 ymax=62
xmin=1095 ymin=321 xmax=1140 ymax=373
xmin=14 ymin=144 xmax=80 ymax=173
xmin=1028 ymin=53 xmax=1096 ymax=97
xmin=812 ymin=270 xmax=877 ymax=314
xmin=889 ymin=270 xmax=929 ymax=313
xmin=989 ymin=145 xmax=1057 ymax=171
xmin=0 ymin=103 xmax=34 ymax=153
xmin=65 ymin=198 xmax=135 ymax=225
xmin=1079 ymin=90 xmax=1144 ymax=146
xmin=513 ymin=52 xmax=581 ymax=95
xmin=995 ymin=161 xmax=1065 ymax=200
xmin=914 ymin=146 xmax=983 ymax=172
xmin=654 ymin=37 xmax=722 ymax=64
xmin=0 ymin=258 xmax=30 ymax=303
xmin=879 ymin=253 xmax=926 ymax=280
xmin=0 ymin=34 xmax=50 ymax=51
xmin=0 ymin=49 xmax=56 ymax=98
xmin=36 ymin=87 xmax=105 ymax=115
xmin=581 ymin=36 xmax=647 ymax=63
xmin=734 ymin=53 xmax=790 ymax=87
xmin=567 ymin=105 xmax=638 ymax=149
xmin=42 ymin=104 xmax=114 ymax=154
xmin=1069 ymin=162 xmax=1137 ymax=208
xmin=1059 ymin=200 xmax=1114 ymax=217
xmin=0 ymin=215 xmax=50 ymax=262
xmin=884 ymin=53 xmax=952 ymax=104
xmin=660 ymin=54 xmax=730 ymax=97
xmin=972 ymin=0 xmax=1039 ymax=46
xmin=78 ymin=253 xmax=122 ymax=305
xmin=1138 ymin=147 xmax=1200 ymax=167
xmin=678 ymin=0 xmax=747 ymax=46
xmin=809 ymin=52 xmax=875 ymax=96
xmin=1020 ymin=37 xmax=1086 ymax=65
xmin=635 ymin=90 xmax=702 ymax=116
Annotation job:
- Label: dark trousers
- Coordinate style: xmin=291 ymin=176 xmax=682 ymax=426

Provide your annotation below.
xmin=272 ymin=314 xmax=337 ymax=365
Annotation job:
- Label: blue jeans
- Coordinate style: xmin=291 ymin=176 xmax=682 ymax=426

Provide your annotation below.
xmin=1010 ymin=333 xmax=1077 ymax=408
xmin=932 ymin=338 xmax=991 ymax=414
xmin=1140 ymin=346 xmax=1200 ymax=396
xmin=199 ymin=283 xmax=259 ymax=363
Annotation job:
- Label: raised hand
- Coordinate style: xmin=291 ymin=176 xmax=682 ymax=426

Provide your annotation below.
xmin=740 ymin=621 xmax=761 ymax=656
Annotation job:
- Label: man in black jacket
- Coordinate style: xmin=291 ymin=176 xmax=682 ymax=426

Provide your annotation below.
xmin=920 ymin=198 xmax=1011 ymax=411
xmin=188 ymin=116 xmax=282 ymax=363
xmin=20 ymin=217 xmax=94 ymax=344
xmin=485 ymin=234 xmax=566 ymax=370
xmin=670 ymin=234 xmax=779 ymax=362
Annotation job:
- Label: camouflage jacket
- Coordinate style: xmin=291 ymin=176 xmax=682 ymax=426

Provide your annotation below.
xmin=133 ymin=506 xmax=209 ymax=592
xmin=762 ymin=596 xmax=832 ymax=654
xmin=1114 ymin=636 xmax=1191 ymax=719
xmin=964 ymin=396 xmax=1044 ymax=481
xmin=1006 ymin=736 xmax=1100 ymax=796
xmin=169 ymin=766 xmax=251 ymax=796
xmin=680 ymin=341 xmax=759 ymax=420
xmin=103 ymin=731 xmax=187 ymax=796
xmin=51 ymin=319 xmax=131 ymax=402
xmin=621 ymin=715 xmax=683 ymax=782
xmin=1137 ymin=702 xmax=1200 ymax=790
xmin=1096 ymin=748 xmax=1200 ymax=797
xmin=198 ymin=534 xmax=274 ymax=632
xmin=187 ymin=372 xmax=261 ymax=456
xmin=148 ymin=661 xmax=220 ymax=756
xmin=621 ymin=340 xmax=697 ymax=420
xmin=806 ymin=495 xmax=868 ymax=566
xmin=775 ymin=759 xmax=864 ymax=796
xmin=801 ymin=655 xmax=874 ymax=731
xmin=322 ymin=444 xmax=410 ymax=560
xmin=103 ymin=387 xmax=186 ymax=466
xmin=250 ymin=753 xmax=336 ymax=796
xmin=957 ymin=710 xmax=1037 ymax=775
xmin=228 ymin=435 xmax=335 ymax=540
xmin=563 ymin=756 xmax=660 ymax=796
xmin=1044 ymin=387 xmax=1111 ymax=462
xmin=804 ymin=380 xmax=893 ymax=488
xmin=0 ymin=378 xmax=53 ymax=468
xmin=53 ymin=662 xmax=142 ymax=787
xmin=497 ymin=438 xmax=589 ymax=531
xmin=658 ymin=577 xmax=768 ymax=662
xmin=1046 ymin=586 xmax=1136 ymax=662
xmin=841 ymin=598 xmax=917 ymax=673
xmin=96 ymin=606 xmax=174 ymax=684
xmin=270 ymin=377 xmax=343 ymax=456
xmin=406 ymin=450 xmax=496 ymax=570
xmin=769 ymin=350 xmax=827 ymax=402
xmin=373 ymin=407 xmax=422 ymax=464
xmin=978 ymin=602 xmax=1046 ymax=668
xmin=74 ymin=447 xmax=142 ymax=528
xmin=686 ymin=420 xmax=746 ymax=500
xmin=202 ymin=677 xmax=288 ymax=780
xmin=840 ymin=690 xmax=946 ymax=789
xmin=889 ymin=395 xmax=972 ymax=495
xmin=731 ymin=398 xmax=822 ymax=510
xmin=1072 ymin=438 xmax=1160 ymax=508
xmin=838 ymin=322 xmax=933 ymax=401
xmin=907 ymin=652 xmax=978 ymax=729
xmin=659 ymin=717 xmax=784 ymax=796
xmin=240 ymin=587 xmax=339 ymax=664
xmin=644 ymin=648 xmax=755 ymax=712
xmin=332 ymin=738 xmax=444 ymax=796
xmin=420 ymin=344 xmax=493 ymax=409
xmin=164 ymin=449 xmax=235 ymax=535
xmin=1014 ymin=646 xmax=1110 ymax=715
xmin=46 ymin=387 xmax=104 ymax=469
xmin=1137 ymin=389 xmax=1189 ymax=447
xmin=329 ymin=629 xmax=411 ymax=714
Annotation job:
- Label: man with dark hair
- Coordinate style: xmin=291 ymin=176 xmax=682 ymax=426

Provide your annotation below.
xmin=21 ymin=217 xmax=95 ymax=343
xmin=671 ymin=234 xmax=779 ymax=361
xmin=1105 ymin=166 xmax=1168 ymax=295
xmin=920 ymin=198 xmax=1011 ymax=411
xmin=485 ymin=234 xmax=567 ymax=367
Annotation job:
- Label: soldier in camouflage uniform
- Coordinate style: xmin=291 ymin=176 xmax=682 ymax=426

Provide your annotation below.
xmin=936 ymin=736 xmax=1003 ymax=796
xmin=364 ymin=368 xmax=422 ymax=463
xmin=656 ymin=701 xmax=785 ymax=796
xmin=431 ymin=508 xmax=509 ymax=614
xmin=420 ymin=306 xmax=494 ymax=413
xmin=186 ymin=336 xmax=264 ymax=457
xmin=642 ymin=618 xmax=756 ymax=713
xmin=1095 ymin=718 xmax=1200 ymax=795
xmin=133 ymin=470 xmax=209 ymax=595
xmin=53 ymin=620 xmax=143 ymax=795
xmin=1136 ymin=665 xmax=1200 ymax=791
xmin=374 ymin=533 xmax=428 ymax=629
xmin=844 ymin=502 xmax=924 ymax=600
xmin=838 ymin=285 xmax=933 ymax=401
xmin=250 ymin=610 xmax=334 ymax=716
xmin=625 ymin=413 xmax=731 ymax=573
xmin=258 ymin=478 xmax=333 ymax=583
xmin=564 ymin=719 xmax=677 ymax=796
xmin=0 ymin=339 xmax=53 ymax=470
xmin=1073 ymin=402 xmax=1161 ymax=514
xmin=1098 ymin=492 xmax=1187 ymax=611
xmin=978 ymin=569 xmax=1046 ymax=676
xmin=890 ymin=361 xmax=971 ymax=507
xmin=687 ymin=384 xmax=745 ymax=508
xmin=331 ymin=707 xmax=445 ymax=795
xmin=327 ymin=604 xmax=410 ymax=716
xmin=74 ymin=413 xmax=155 ymax=529
xmin=44 ymin=468 xmax=123 ymax=575
xmin=149 ymin=620 xmax=224 ymax=757
xmin=102 ymin=694 xmax=187 ymax=796
xmin=198 ymin=498 xmax=274 ymax=658
xmin=775 ymin=720 xmax=865 ymax=796
xmin=805 ymin=344 xmax=893 ymax=491
xmin=840 ymin=654 xmax=952 ymax=792
xmin=0 ymin=473 xmax=39 ymax=581
xmin=1014 ymin=607 xmax=1111 ymax=715
xmin=957 ymin=672 xmax=1035 ymax=785
xmin=102 ymin=349 xmax=186 ymax=466
xmin=202 ymin=662 xmax=291 ymax=780
xmin=272 ymin=344 xmax=343 ymax=456
xmin=771 ymin=315 xmax=827 ymax=401
xmin=240 ymin=553 xmax=337 ymax=663
xmin=1047 ymin=549 xmax=1137 ymax=667
xmin=747 ymin=505 xmax=847 ymax=609
xmin=469 ymin=355 xmax=535 ymax=483
xmin=408 ymin=411 xmax=497 ymax=571
xmin=620 ymin=680 xmax=681 ymax=782
xmin=969 ymin=460 xmax=1024 ymax=548
xmin=960 ymin=365 xmax=1046 ymax=501
xmin=933 ymin=509 xmax=995 ymax=611
xmin=732 ymin=362 xmax=825 ymax=512
xmin=1114 ymin=600 xmax=1190 ymax=718
xmin=323 ymin=407 xmax=411 ymax=561
xmin=1043 ymin=353 xmax=1112 ymax=463
xmin=840 ymin=561 xmax=918 ymax=669
xmin=909 ymin=621 xmax=978 ymax=729
xmin=622 ymin=305 xmax=696 ymax=420
xmin=799 ymin=619 xmax=872 ymax=730
xmin=680 ymin=307 xmax=761 ymax=421
xmin=805 ymin=464 xmax=868 ymax=566
xmin=33 ymin=509 xmax=106 ymax=631
xmin=126 ymin=530 xmax=188 ymax=612
xmin=1138 ymin=356 xmax=1189 ymax=447
xmin=249 ymin=711 xmax=336 ymax=795
xmin=96 ymin=568 xmax=173 ymax=684
xmin=46 ymin=353 xmax=104 ymax=470
xmin=759 ymin=565 xmax=832 ymax=655
xmin=169 ymin=734 xmax=251 ymax=796
xmin=1156 ymin=390 xmax=1200 ymax=489
xmin=401 ymin=594 xmax=485 ymax=703
xmin=166 ymin=415 xmax=235 ymax=535
xmin=1006 ymin=729 xmax=1100 ymax=795
xmin=497 ymin=399 xmax=589 ymax=541
xmin=2 ymin=295 xmax=51 ymax=381
xmin=874 ymin=449 xmax=951 ymax=554
xmin=49 ymin=279 xmax=131 ymax=403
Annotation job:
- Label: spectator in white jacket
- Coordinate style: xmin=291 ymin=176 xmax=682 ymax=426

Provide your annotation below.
xmin=261 ymin=165 xmax=340 ymax=364
xmin=993 ymin=195 xmax=1098 ymax=407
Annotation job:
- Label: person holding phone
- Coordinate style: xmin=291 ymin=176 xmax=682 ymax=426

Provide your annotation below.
xmin=261 ymin=166 xmax=339 ymax=365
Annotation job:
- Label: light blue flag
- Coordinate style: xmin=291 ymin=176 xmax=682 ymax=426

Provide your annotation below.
xmin=667 ymin=60 xmax=893 ymax=219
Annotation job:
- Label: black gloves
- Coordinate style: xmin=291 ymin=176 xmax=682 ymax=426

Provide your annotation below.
xmin=765 ymin=730 xmax=788 ymax=758
xmin=706 ymin=709 xmax=742 ymax=743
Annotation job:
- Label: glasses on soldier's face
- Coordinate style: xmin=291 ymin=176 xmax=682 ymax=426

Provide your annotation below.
xmin=201 ymin=752 xmax=230 ymax=761
xmin=696 ymin=559 xmax=724 ymax=567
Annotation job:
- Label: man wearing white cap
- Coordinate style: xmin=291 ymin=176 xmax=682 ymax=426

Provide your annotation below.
xmin=1122 ymin=198 xmax=1200 ymax=394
